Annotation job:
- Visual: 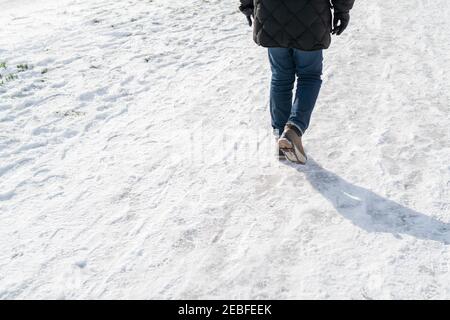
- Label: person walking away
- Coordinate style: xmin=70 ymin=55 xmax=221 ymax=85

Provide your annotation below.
xmin=239 ymin=0 xmax=355 ymax=164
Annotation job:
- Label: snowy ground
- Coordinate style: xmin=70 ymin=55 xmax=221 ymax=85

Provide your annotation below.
xmin=0 ymin=0 xmax=449 ymax=299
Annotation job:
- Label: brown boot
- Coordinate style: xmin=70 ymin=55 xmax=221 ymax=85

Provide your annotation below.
xmin=273 ymin=129 xmax=285 ymax=160
xmin=278 ymin=123 xmax=307 ymax=164
xmin=277 ymin=146 xmax=285 ymax=160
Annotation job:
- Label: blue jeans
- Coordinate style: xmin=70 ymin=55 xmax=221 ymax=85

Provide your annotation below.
xmin=269 ymin=48 xmax=323 ymax=136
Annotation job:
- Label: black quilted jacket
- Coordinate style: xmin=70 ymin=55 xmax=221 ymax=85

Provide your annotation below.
xmin=240 ymin=0 xmax=355 ymax=51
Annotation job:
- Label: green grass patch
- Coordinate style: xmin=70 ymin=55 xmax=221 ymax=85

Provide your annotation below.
xmin=17 ymin=64 xmax=30 ymax=72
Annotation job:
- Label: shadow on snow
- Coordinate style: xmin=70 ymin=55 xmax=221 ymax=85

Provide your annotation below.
xmin=284 ymin=158 xmax=450 ymax=244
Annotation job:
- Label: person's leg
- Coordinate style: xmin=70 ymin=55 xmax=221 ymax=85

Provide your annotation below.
xmin=268 ymin=48 xmax=296 ymax=136
xmin=287 ymin=49 xmax=323 ymax=135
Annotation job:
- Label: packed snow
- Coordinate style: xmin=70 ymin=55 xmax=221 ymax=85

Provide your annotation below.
xmin=0 ymin=0 xmax=449 ymax=299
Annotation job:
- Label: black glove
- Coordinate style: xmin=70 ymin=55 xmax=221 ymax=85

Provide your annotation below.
xmin=332 ymin=11 xmax=350 ymax=35
xmin=239 ymin=5 xmax=254 ymax=27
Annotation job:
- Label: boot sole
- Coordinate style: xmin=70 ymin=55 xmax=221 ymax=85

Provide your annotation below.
xmin=279 ymin=138 xmax=307 ymax=165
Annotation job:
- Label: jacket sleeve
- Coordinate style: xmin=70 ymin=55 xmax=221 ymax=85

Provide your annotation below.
xmin=239 ymin=0 xmax=254 ymax=10
xmin=331 ymin=0 xmax=355 ymax=13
